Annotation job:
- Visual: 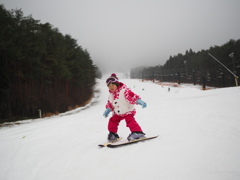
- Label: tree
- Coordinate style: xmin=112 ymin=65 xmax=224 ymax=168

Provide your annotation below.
xmin=0 ymin=5 xmax=100 ymax=122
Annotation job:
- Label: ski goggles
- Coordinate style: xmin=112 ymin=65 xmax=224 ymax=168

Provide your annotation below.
xmin=106 ymin=77 xmax=118 ymax=85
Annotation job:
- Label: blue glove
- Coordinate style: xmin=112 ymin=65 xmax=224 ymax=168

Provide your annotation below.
xmin=103 ymin=108 xmax=111 ymax=118
xmin=136 ymin=99 xmax=147 ymax=108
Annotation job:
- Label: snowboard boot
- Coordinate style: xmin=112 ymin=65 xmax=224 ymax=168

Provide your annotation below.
xmin=108 ymin=132 xmax=119 ymax=142
xmin=127 ymin=132 xmax=146 ymax=141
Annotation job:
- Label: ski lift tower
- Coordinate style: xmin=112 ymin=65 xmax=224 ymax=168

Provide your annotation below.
xmin=208 ymin=53 xmax=239 ymax=86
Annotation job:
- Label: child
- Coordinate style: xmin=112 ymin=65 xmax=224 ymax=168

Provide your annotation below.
xmin=103 ymin=73 xmax=147 ymax=142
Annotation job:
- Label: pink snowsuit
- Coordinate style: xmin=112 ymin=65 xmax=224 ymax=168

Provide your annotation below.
xmin=106 ymin=83 xmax=143 ymax=133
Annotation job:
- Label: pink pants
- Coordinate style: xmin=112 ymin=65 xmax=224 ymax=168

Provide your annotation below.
xmin=108 ymin=114 xmax=143 ymax=133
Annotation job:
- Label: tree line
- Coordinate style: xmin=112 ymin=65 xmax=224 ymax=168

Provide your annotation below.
xmin=131 ymin=39 xmax=240 ymax=88
xmin=0 ymin=5 xmax=101 ymax=123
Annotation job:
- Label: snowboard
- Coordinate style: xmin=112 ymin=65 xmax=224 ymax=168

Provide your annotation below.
xmin=99 ymin=135 xmax=158 ymax=148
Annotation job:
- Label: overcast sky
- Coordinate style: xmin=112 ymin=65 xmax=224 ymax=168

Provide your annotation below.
xmin=1 ymin=0 xmax=240 ymax=73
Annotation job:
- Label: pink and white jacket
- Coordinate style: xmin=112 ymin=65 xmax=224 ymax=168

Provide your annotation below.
xmin=106 ymin=83 xmax=140 ymax=117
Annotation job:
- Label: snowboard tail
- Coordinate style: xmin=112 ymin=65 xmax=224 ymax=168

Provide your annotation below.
xmin=98 ymin=137 xmax=122 ymax=147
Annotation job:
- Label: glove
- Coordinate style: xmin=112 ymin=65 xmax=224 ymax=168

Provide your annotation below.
xmin=103 ymin=108 xmax=111 ymax=118
xmin=136 ymin=99 xmax=147 ymax=108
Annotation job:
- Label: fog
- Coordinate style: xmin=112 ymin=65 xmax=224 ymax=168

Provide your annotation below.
xmin=2 ymin=0 xmax=240 ymax=73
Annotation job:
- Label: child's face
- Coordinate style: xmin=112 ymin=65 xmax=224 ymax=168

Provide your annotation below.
xmin=108 ymin=84 xmax=118 ymax=92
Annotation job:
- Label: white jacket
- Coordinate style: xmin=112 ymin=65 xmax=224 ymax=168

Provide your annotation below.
xmin=106 ymin=83 xmax=140 ymax=117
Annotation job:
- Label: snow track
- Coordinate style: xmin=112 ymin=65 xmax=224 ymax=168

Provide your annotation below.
xmin=1 ymin=77 xmax=240 ymax=180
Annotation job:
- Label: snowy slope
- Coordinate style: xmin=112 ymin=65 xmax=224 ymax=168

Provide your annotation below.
xmin=0 ymin=77 xmax=240 ymax=180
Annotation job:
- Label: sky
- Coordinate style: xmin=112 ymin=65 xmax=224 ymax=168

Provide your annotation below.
xmin=1 ymin=0 xmax=240 ymax=73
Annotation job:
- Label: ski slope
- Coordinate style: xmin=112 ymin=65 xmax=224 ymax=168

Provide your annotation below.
xmin=0 ymin=75 xmax=240 ymax=180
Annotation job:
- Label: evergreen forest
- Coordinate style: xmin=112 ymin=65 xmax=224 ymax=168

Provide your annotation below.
xmin=131 ymin=39 xmax=240 ymax=88
xmin=0 ymin=5 xmax=100 ymax=123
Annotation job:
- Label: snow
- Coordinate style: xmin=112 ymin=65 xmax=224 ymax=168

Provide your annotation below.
xmin=0 ymin=75 xmax=240 ymax=180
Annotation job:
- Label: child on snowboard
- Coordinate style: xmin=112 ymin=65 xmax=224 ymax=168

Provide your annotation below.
xmin=103 ymin=73 xmax=147 ymax=142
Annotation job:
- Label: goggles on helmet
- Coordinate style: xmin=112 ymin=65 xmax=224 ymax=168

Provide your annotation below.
xmin=106 ymin=77 xmax=118 ymax=85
